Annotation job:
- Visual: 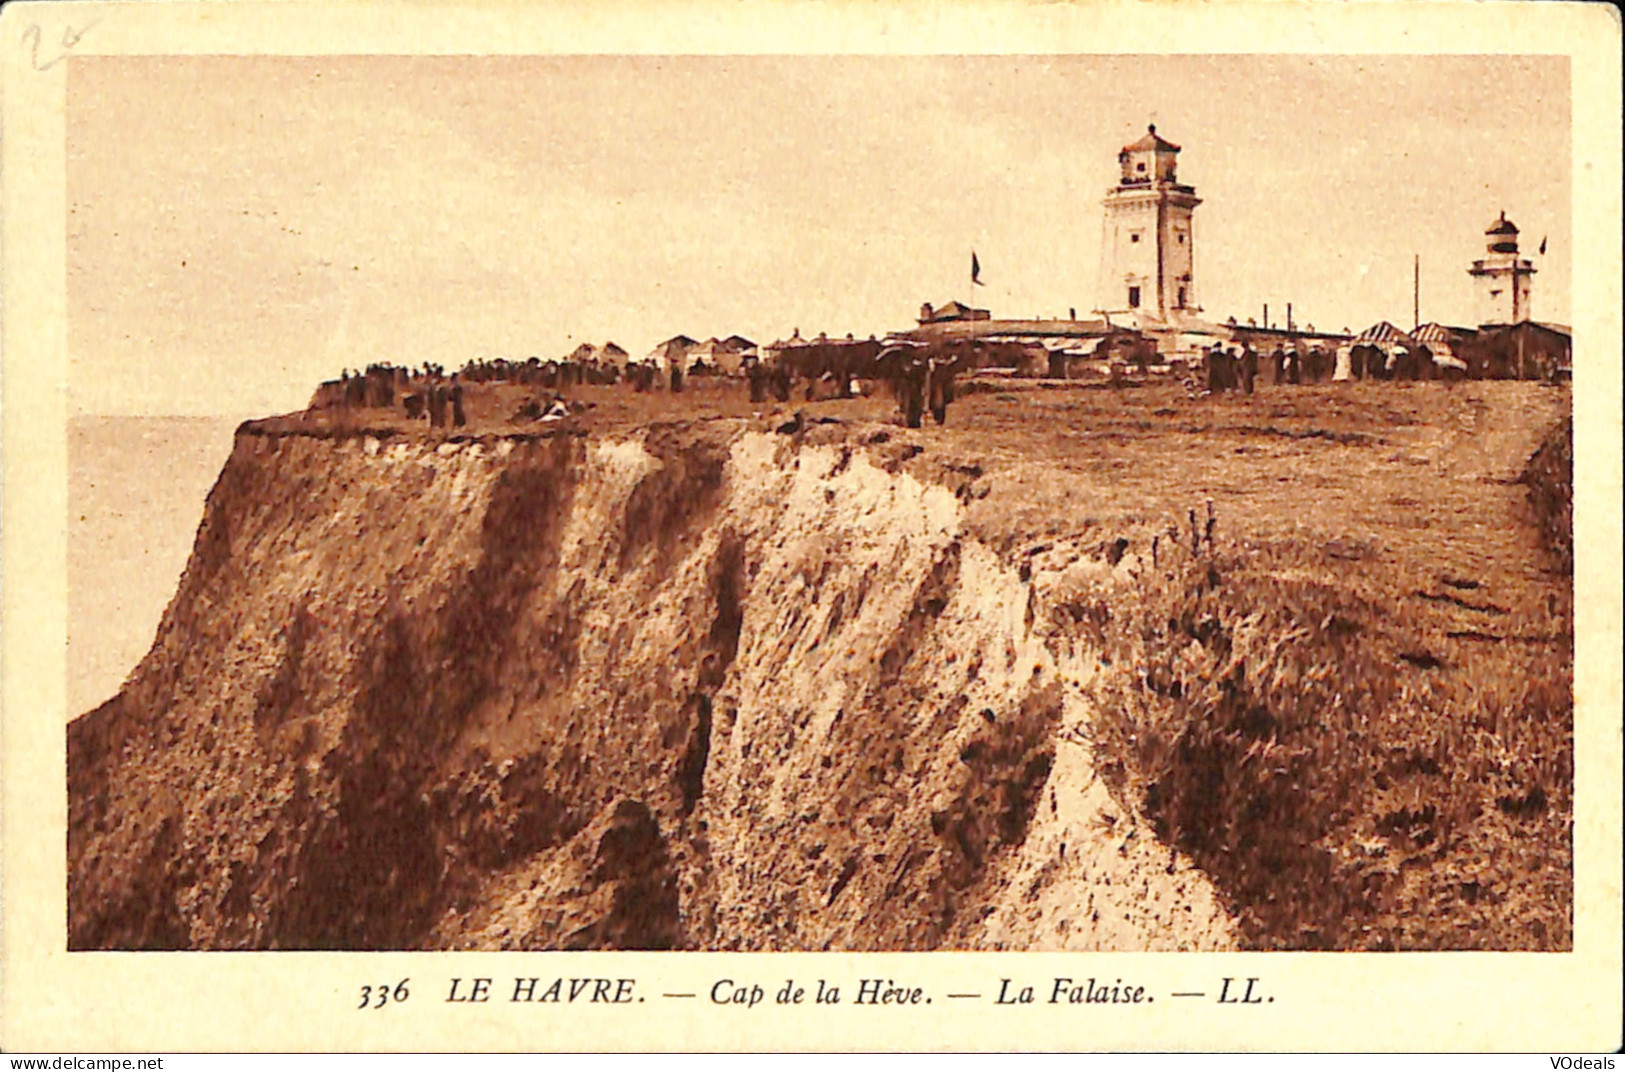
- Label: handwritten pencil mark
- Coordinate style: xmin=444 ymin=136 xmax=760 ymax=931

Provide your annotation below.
xmin=23 ymin=19 xmax=99 ymax=73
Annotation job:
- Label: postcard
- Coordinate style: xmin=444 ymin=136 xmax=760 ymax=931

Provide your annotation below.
xmin=2 ymin=0 xmax=1619 ymax=1053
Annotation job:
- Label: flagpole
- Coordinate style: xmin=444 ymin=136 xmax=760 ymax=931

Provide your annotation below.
xmin=1413 ymin=253 xmax=1420 ymax=332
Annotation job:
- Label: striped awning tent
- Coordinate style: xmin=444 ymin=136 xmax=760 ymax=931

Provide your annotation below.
xmin=1412 ymin=324 xmax=1469 ymax=369
xmin=1412 ymin=323 xmax=1458 ymax=345
xmin=1354 ymin=321 xmax=1416 ymax=346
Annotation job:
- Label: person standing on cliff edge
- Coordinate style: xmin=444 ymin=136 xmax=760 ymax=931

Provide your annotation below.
xmin=428 ymin=379 xmax=447 ymax=428
xmin=450 ymin=374 xmax=467 ymax=427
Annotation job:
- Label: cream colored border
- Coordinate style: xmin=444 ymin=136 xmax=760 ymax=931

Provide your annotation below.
xmin=3 ymin=0 xmax=1620 ymax=1053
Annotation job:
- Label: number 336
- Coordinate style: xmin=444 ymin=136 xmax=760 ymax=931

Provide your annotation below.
xmin=358 ymin=978 xmax=411 ymax=1009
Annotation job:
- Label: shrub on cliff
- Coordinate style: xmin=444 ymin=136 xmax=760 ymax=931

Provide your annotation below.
xmin=1082 ymin=522 xmax=1572 ymax=950
xmin=1520 ymin=416 xmax=1573 ymax=574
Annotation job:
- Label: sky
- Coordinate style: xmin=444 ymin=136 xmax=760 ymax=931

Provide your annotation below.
xmin=67 ymin=54 xmax=1570 ymax=417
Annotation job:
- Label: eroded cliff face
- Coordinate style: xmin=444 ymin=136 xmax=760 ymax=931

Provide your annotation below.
xmin=68 ymin=419 xmax=1235 ymax=951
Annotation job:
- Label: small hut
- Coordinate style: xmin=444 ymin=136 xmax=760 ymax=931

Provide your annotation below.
xmin=687 ymin=336 xmax=758 ymax=376
xmin=641 ymin=335 xmax=698 ymax=375
xmin=596 ymin=342 xmax=630 ymax=368
xmin=1462 ymin=321 xmax=1571 ymax=380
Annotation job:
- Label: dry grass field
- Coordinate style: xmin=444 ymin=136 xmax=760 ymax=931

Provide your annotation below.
xmin=938 ymin=378 xmax=1572 ymax=950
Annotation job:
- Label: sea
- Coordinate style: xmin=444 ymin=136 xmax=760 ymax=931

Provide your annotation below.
xmin=68 ymin=414 xmax=250 ymax=718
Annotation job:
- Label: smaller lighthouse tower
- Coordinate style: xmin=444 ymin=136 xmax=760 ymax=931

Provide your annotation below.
xmin=1467 ymin=211 xmax=1536 ymax=327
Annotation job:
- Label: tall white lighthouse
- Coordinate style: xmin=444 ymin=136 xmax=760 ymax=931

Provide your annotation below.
xmin=1099 ymin=124 xmax=1201 ymax=323
xmin=1467 ymin=211 xmax=1536 ymax=327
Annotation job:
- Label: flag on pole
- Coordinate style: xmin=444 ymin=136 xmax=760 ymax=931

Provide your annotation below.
xmin=1538 ymin=236 xmax=1547 ymax=256
xmin=971 ymin=251 xmax=985 ymax=286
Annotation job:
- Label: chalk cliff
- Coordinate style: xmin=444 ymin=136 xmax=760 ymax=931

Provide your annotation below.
xmin=68 ymin=418 xmax=1236 ymax=951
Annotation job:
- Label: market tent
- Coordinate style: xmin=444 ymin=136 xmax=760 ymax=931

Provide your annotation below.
xmin=1352 ymin=321 xmax=1416 ymax=375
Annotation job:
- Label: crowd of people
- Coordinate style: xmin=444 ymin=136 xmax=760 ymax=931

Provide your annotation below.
xmin=311 ymin=340 xmax=975 ymax=431
xmin=743 ymin=356 xmax=796 ymax=403
xmin=312 ymin=326 xmax=1510 ymax=435
xmin=1198 ymin=343 xmax=1341 ymax=394
xmin=1200 ymin=340 xmax=1487 ymax=391
xmin=1344 ymin=343 xmax=1461 ymax=381
xmin=454 ymin=355 xmax=625 ymax=389
xmin=316 ymin=364 xmax=471 ymax=427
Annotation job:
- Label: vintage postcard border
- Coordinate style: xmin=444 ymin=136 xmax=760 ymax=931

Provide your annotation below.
xmin=3 ymin=0 xmax=1620 ymax=1052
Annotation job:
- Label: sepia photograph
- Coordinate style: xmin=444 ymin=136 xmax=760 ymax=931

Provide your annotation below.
xmin=3 ymin=0 xmax=1620 ymax=1054
xmin=63 ymin=51 xmax=1576 ymax=953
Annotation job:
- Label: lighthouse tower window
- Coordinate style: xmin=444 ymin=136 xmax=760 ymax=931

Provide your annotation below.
xmin=1128 ymin=286 xmax=1141 ymax=308
xmin=1177 ymin=286 xmax=1187 ymax=308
